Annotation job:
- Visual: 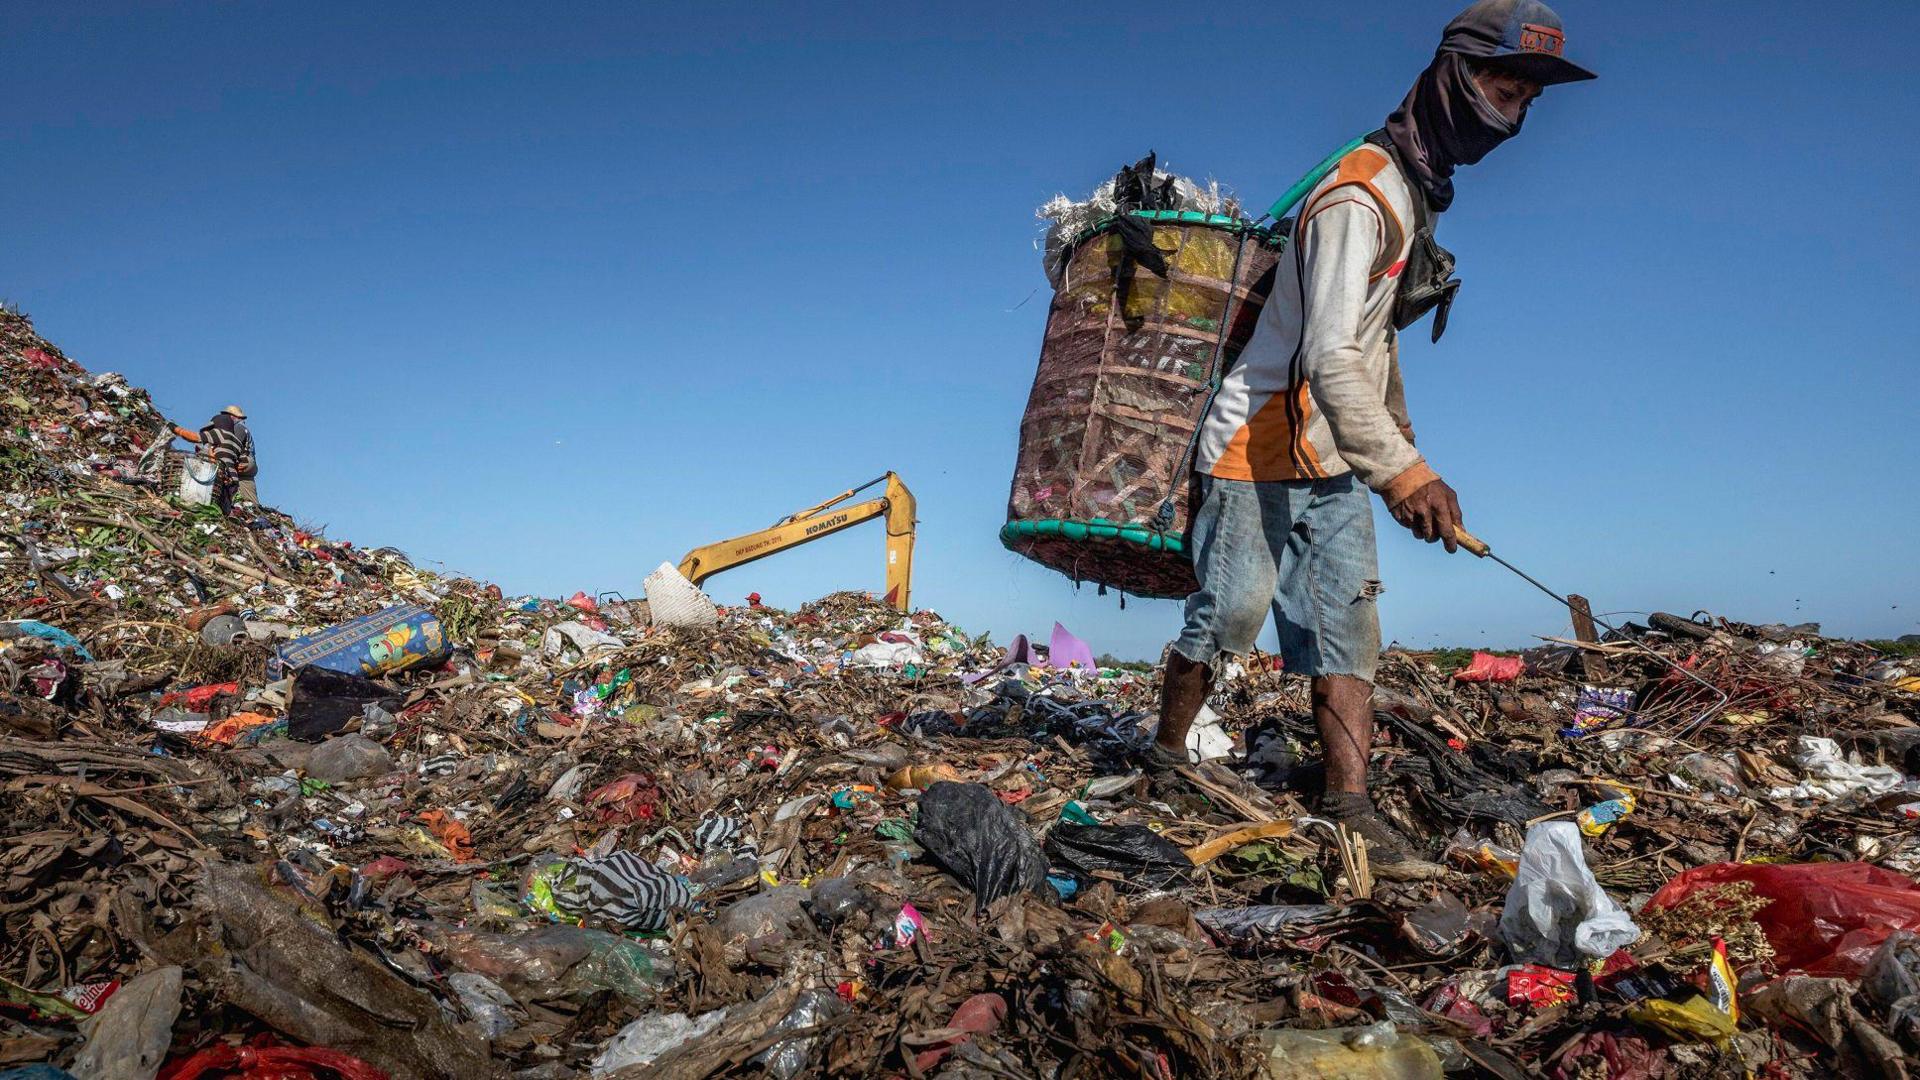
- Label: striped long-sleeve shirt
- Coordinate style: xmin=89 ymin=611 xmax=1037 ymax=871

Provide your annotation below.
xmin=195 ymin=414 xmax=255 ymax=475
xmin=1192 ymin=142 xmax=1439 ymax=507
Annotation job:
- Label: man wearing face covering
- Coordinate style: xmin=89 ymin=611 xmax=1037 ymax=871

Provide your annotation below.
xmin=1150 ymin=0 xmax=1595 ymax=874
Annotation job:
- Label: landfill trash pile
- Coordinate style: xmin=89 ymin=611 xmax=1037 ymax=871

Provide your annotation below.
xmin=4 ymin=305 xmax=1920 ymax=1079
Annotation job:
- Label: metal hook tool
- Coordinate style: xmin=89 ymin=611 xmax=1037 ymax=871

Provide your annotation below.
xmin=1452 ymin=526 xmax=1732 ymax=735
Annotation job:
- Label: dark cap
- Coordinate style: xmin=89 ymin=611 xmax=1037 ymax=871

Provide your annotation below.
xmin=1439 ymin=0 xmax=1596 ymax=85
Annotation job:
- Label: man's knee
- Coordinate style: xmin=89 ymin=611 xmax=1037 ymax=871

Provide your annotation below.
xmin=1310 ymin=673 xmax=1374 ymax=708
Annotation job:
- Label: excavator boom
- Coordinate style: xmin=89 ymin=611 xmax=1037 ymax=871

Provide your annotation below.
xmin=676 ymin=472 xmax=917 ymax=611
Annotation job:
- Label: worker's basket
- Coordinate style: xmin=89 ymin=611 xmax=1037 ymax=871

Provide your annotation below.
xmin=1001 ymin=211 xmax=1284 ymax=598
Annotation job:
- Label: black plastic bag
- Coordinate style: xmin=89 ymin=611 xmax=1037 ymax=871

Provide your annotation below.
xmin=914 ymin=782 xmax=1047 ymax=910
xmin=287 ymin=666 xmax=399 ymax=741
xmin=1045 ymin=824 xmax=1191 ymax=889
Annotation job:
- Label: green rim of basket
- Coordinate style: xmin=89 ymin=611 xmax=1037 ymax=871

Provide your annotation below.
xmin=1000 ymin=518 xmax=1185 ymax=554
xmin=1063 ymin=209 xmax=1286 ymax=253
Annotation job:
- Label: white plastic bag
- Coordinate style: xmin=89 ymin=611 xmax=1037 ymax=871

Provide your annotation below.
xmin=1767 ymin=735 xmax=1913 ymax=802
xmin=177 ymin=455 xmax=217 ymax=506
xmin=1499 ymin=821 xmax=1639 ymax=968
xmin=541 ymin=620 xmax=626 ymax=662
xmin=642 ymin=562 xmax=720 ymax=631
xmin=592 ymin=1008 xmax=729 ymax=1075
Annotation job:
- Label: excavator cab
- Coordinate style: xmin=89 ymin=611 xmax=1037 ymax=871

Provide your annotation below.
xmin=676 ymin=472 xmax=917 ymax=612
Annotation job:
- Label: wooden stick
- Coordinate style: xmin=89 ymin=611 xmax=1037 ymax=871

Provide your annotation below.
xmin=1185 ymin=821 xmax=1297 ymax=866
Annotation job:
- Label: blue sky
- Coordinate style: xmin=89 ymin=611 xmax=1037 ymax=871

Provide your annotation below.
xmin=6 ymin=2 xmax=1917 ymax=660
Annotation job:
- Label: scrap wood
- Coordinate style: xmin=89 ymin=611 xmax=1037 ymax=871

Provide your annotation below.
xmin=1185 ymin=821 xmax=1296 ymax=866
xmin=4 ymin=774 xmax=208 ymax=849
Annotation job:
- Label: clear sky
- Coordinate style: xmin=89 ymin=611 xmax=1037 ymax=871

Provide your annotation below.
xmin=6 ymin=2 xmax=1917 ymax=660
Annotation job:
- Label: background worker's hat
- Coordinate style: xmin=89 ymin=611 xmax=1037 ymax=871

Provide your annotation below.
xmin=1440 ymin=0 xmax=1597 ymax=85
xmin=222 ymin=405 xmax=247 ymax=419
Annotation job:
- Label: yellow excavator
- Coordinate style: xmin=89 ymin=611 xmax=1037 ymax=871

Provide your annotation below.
xmin=677 ymin=472 xmax=917 ymax=612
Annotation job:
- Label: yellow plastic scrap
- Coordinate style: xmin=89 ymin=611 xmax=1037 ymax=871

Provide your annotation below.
xmin=1626 ymin=996 xmax=1737 ymax=1047
xmin=1576 ymin=782 xmax=1637 ymax=837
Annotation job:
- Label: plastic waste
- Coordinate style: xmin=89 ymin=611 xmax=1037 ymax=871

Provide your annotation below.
xmin=1254 ymin=1022 xmax=1443 ymax=1080
xmin=177 ymin=455 xmax=217 ymax=505
xmin=1194 ymin=905 xmax=1341 ymax=941
xmin=524 ymin=851 xmax=691 ymax=931
xmin=592 ymin=1008 xmax=730 ymax=1075
xmin=1184 ymin=703 xmax=1234 ymax=762
xmin=1453 ymin=651 xmax=1524 ymax=683
xmin=914 ymin=782 xmax=1048 ymax=910
xmin=1767 ymin=735 xmax=1912 ymax=802
xmin=751 ymin=987 xmax=843 ymax=1080
xmin=1402 ymin=893 xmax=1474 ymax=955
xmin=273 ymin=603 xmax=446 ymax=678
xmin=908 ymin=992 xmax=1008 ymax=1072
xmin=304 ymin=734 xmax=393 ymax=783
xmin=70 ymin=965 xmax=181 ymax=1080
xmin=1499 ymin=821 xmax=1639 ymax=968
xmin=448 ymin=971 xmax=519 ymax=1038
xmin=541 ymin=621 xmax=625 ymax=662
xmin=1646 ymin=861 xmax=1920 ymax=977
xmin=155 ymin=1043 xmax=389 ymax=1080
xmin=1863 ymin=931 xmax=1920 ymax=1047
xmin=716 ymin=884 xmax=813 ymax=962
xmin=431 ymin=923 xmax=673 ymax=1005
xmin=1044 ymin=824 xmax=1192 ymax=889
xmin=1575 ymin=783 xmax=1636 ymax=836
xmin=1625 ymin=995 xmax=1736 ymax=1047
xmin=286 ymin=666 xmax=400 ymax=741
xmin=1047 ymin=621 xmax=1095 ymax=670
xmin=1674 ymin=752 xmax=1746 ymax=797
xmin=1562 ymin=685 xmax=1633 ymax=739
xmin=801 ymin=877 xmax=870 ymax=929
xmin=885 ymin=763 xmax=961 ymax=790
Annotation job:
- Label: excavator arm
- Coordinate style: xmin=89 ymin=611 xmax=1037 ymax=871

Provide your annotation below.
xmin=676 ymin=472 xmax=917 ymax=612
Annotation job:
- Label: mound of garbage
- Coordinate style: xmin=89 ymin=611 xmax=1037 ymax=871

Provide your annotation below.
xmin=4 ymin=306 xmax=1920 ymax=1079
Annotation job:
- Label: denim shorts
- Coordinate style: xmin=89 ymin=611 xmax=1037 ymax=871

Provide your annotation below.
xmin=1173 ymin=473 xmax=1383 ymax=681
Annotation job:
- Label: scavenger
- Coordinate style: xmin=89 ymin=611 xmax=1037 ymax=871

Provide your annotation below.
xmin=174 ymin=404 xmax=259 ymax=514
xmin=1149 ymin=0 xmax=1595 ymax=873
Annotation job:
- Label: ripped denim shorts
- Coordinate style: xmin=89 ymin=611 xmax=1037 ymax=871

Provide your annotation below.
xmin=1172 ymin=472 xmax=1383 ymax=682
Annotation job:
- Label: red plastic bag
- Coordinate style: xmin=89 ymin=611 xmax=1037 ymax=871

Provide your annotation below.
xmin=1453 ymin=652 xmax=1525 ymax=683
xmin=159 ymin=1042 xmax=388 ymax=1079
xmin=1645 ymin=862 xmax=1920 ymax=977
xmin=158 ymin=682 xmax=241 ymax=712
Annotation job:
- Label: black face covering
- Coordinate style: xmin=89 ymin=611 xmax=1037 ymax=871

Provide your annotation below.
xmin=1384 ymin=52 xmax=1523 ymax=213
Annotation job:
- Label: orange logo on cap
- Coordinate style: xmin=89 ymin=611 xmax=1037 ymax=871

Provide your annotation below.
xmin=1519 ymin=23 xmax=1564 ymax=56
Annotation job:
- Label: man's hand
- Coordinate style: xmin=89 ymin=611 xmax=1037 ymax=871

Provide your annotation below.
xmin=1391 ymin=478 xmax=1464 ymax=553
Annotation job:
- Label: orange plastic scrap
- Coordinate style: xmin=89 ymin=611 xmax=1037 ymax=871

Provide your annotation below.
xmin=417 ymin=809 xmax=474 ymax=863
xmin=201 ymin=711 xmax=276 ymax=746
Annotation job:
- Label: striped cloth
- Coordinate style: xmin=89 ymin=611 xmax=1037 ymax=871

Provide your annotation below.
xmin=554 ymin=850 xmax=691 ymax=931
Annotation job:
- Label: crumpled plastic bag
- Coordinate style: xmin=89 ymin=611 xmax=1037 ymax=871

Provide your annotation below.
xmin=1453 ymin=651 xmax=1524 ymax=683
xmin=1646 ymin=861 xmax=1920 ymax=977
xmin=914 ymin=782 xmax=1048 ymax=910
xmin=751 ymin=987 xmax=844 ymax=1080
xmin=542 ymin=620 xmax=626 ymax=662
xmin=1044 ymin=824 xmax=1192 ymax=889
xmin=1767 ymin=735 xmax=1913 ymax=802
xmin=592 ymin=1008 xmax=730 ymax=1076
xmin=1499 ymin=821 xmax=1639 ymax=968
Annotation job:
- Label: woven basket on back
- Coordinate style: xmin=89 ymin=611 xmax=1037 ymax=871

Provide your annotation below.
xmin=1002 ymin=211 xmax=1284 ymax=599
